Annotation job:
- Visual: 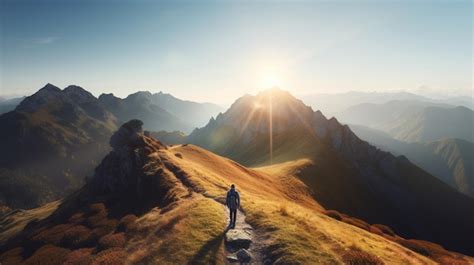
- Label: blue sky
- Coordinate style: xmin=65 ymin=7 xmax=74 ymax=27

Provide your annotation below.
xmin=0 ymin=0 xmax=472 ymax=104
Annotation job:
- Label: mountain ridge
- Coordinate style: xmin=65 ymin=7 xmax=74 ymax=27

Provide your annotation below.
xmin=0 ymin=84 xmax=118 ymax=209
xmin=0 ymin=83 xmax=223 ymax=210
xmin=349 ymin=124 xmax=474 ymax=197
xmin=1 ymin=120 xmax=472 ymax=264
xmin=337 ymin=101 xmax=474 ymax=142
xmin=188 ymin=88 xmax=474 ymax=255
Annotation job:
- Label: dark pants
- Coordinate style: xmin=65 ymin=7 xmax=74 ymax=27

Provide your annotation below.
xmin=229 ymin=208 xmax=237 ymax=228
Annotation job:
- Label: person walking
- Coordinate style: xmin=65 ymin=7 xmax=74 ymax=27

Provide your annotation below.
xmin=226 ymin=184 xmax=240 ymax=229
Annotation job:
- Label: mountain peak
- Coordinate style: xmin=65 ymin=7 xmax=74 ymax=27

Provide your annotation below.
xmin=64 ymin=85 xmax=96 ymax=103
xmin=63 ymin=85 xmax=87 ymax=93
xmin=98 ymin=93 xmax=117 ymax=100
xmin=127 ymin=91 xmax=153 ymax=98
xmin=255 ymin=87 xmax=292 ymax=98
xmin=221 ymin=88 xmax=313 ymax=124
xmin=38 ymin=83 xmax=61 ymax=93
xmin=125 ymin=91 xmax=153 ymax=104
xmin=16 ymin=83 xmax=63 ymax=111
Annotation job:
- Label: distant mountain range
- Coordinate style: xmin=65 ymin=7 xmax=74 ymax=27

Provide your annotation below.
xmin=1 ymin=87 xmax=223 ymax=133
xmin=0 ymin=84 xmax=222 ymax=210
xmin=350 ymin=124 xmax=473 ymax=198
xmin=337 ymin=100 xmax=474 ymax=143
xmin=300 ymin=91 xmax=473 ymax=116
xmin=0 ymin=96 xmax=25 ymax=114
xmin=0 ymin=84 xmax=117 ymax=210
xmin=98 ymin=91 xmax=222 ymax=133
xmin=335 ymin=99 xmax=474 ymax=197
xmin=188 ymin=88 xmax=474 ymax=255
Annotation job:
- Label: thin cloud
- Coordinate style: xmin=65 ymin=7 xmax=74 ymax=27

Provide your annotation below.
xmin=31 ymin=36 xmax=59 ymax=45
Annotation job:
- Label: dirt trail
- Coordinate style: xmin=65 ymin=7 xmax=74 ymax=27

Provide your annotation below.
xmin=223 ymin=206 xmax=265 ymax=264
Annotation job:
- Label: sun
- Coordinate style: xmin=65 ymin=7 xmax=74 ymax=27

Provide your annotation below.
xmin=260 ymin=73 xmax=281 ymax=89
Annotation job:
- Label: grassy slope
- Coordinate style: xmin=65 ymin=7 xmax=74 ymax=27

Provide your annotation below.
xmin=0 ymin=201 xmax=60 ymax=245
xmin=165 ymin=144 xmax=438 ymax=264
xmin=2 ymin=142 xmax=472 ymax=264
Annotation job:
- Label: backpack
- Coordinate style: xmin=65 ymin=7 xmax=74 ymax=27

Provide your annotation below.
xmin=227 ymin=190 xmax=238 ymax=209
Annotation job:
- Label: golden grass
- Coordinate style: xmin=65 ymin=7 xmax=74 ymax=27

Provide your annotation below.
xmin=99 ymin=233 xmax=126 ymax=250
xmin=117 ymin=214 xmax=138 ymax=232
xmin=0 ymin=247 xmax=24 ymax=264
xmin=126 ymin=197 xmax=226 ymax=265
xmin=0 ymin=201 xmax=60 ymax=245
xmin=23 ymin=244 xmax=71 ymax=265
xmin=61 ymin=225 xmax=93 ymax=248
xmin=2 ymin=141 xmax=471 ymax=264
xmin=63 ymin=247 xmax=95 ymax=265
xmin=342 ymin=245 xmax=384 ymax=265
xmin=92 ymin=247 xmax=127 ymax=265
xmin=161 ymin=144 xmax=439 ymax=264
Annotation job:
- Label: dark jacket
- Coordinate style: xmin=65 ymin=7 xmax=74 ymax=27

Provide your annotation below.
xmin=226 ymin=188 xmax=240 ymax=210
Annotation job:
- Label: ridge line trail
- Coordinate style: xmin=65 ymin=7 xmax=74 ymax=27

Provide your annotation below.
xmin=221 ymin=202 xmax=265 ymax=264
xmin=162 ymin=147 xmax=266 ymax=263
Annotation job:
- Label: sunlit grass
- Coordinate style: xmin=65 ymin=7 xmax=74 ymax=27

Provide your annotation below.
xmin=127 ymin=197 xmax=226 ymax=265
xmin=2 ymin=141 xmax=467 ymax=264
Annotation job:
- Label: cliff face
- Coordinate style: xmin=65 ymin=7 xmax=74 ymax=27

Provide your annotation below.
xmin=86 ymin=120 xmax=189 ymax=213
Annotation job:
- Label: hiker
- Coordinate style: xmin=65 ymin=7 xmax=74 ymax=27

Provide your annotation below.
xmin=226 ymin=184 xmax=240 ymax=229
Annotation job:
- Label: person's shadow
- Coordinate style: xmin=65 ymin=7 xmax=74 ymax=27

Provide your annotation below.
xmin=189 ymin=230 xmax=227 ymax=265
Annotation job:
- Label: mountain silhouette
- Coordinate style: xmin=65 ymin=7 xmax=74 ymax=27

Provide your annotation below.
xmin=98 ymin=92 xmax=191 ymax=132
xmin=0 ymin=84 xmax=117 ymax=210
xmin=98 ymin=91 xmax=222 ymax=133
xmin=189 ymin=88 xmax=474 ymax=255
xmin=302 ymin=91 xmax=473 ymax=116
xmin=338 ymin=101 xmax=474 ymax=142
xmin=0 ymin=96 xmax=25 ymax=115
xmin=150 ymin=91 xmax=223 ymax=129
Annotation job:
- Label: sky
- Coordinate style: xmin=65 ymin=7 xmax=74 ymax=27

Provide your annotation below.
xmin=0 ymin=0 xmax=472 ymax=104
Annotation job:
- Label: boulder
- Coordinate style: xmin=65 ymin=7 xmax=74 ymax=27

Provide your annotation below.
xmin=109 ymin=119 xmax=144 ymax=149
xmin=236 ymin=249 xmax=252 ymax=263
xmin=226 ymin=255 xmax=239 ymax=262
xmin=225 ymin=229 xmax=252 ymax=250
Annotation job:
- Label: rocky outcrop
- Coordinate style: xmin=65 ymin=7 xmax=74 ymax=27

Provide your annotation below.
xmin=236 ymin=249 xmax=252 ymax=263
xmin=87 ymin=120 xmax=170 ymax=203
xmin=109 ymin=119 xmax=145 ymax=149
xmin=225 ymin=229 xmax=252 ymax=250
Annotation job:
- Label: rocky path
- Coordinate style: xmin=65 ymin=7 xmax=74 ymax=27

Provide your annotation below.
xmin=223 ymin=206 xmax=265 ymax=264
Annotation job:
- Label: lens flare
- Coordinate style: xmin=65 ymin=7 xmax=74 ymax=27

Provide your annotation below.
xmin=268 ymin=92 xmax=273 ymax=165
xmin=261 ymin=74 xmax=281 ymax=89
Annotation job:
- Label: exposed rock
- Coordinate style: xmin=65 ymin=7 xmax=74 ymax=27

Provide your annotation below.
xmin=226 ymin=255 xmax=239 ymax=262
xmin=225 ymin=229 xmax=252 ymax=250
xmin=236 ymin=249 xmax=252 ymax=263
xmin=88 ymin=120 xmax=168 ymax=200
xmin=109 ymin=119 xmax=145 ymax=150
